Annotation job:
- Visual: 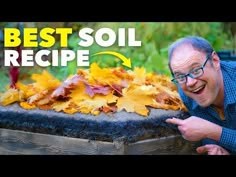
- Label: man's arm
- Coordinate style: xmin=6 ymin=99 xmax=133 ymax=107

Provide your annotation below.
xmin=166 ymin=116 xmax=222 ymax=141
xmin=166 ymin=116 xmax=236 ymax=153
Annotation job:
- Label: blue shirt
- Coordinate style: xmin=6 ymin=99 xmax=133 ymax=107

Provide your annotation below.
xmin=178 ymin=60 xmax=236 ymax=153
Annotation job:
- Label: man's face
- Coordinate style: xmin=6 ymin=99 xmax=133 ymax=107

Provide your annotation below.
xmin=170 ymin=45 xmax=222 ymax=107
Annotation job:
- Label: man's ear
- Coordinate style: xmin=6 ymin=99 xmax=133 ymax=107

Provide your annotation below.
xmin=211 ymin=51 xmax=221 ymax=70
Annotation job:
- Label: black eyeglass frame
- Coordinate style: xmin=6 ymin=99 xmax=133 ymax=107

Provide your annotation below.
xmin=171 ymin=54 xmax=211 ymax=84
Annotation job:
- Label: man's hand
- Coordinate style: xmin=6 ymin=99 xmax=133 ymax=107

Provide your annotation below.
xmin=196 ymin=144 xmax=230 ymax=155
xmin=166 ymin=116 xmax=222 ymax=141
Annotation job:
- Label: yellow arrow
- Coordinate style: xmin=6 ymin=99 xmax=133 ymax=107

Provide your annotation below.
xmin=92 ymin=51 xmax=132 ymax=68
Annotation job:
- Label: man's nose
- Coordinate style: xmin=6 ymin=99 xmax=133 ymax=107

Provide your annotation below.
xmin=186 ymin=76 xmax=197 ymax=87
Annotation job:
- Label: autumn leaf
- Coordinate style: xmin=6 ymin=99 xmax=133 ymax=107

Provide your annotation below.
xmin=0 ymin=88 xmax=22 ymax=106
xmin=117 ymin=84 xmax=157 ymax=116
xmin=88 ymin=63 xmax=122 ymax=86
xmin=85 ymin=84 xmax=111 ymax=97
xmin=112 ymin=67 xmax=134 ymax=81
xmin=78 ymin=99 xmax=106 ymax=115
xmin=27 ymin=89 xmax=50 ymax=104
xmin=31 ymin=70 xmax=61 ymax=90
xmin=152 ymin=92 xmax=187 ymax=111
xmin=0 ymin=62 xmax=187 ymax=116
xmin=78 ymin=93 xmax=118 ymax=115
xmin=132 ymin=67 xmax=147 ymax=85
xmin=16 ymin=82 xmax=40 ymax=99
xmin=52 ymin=100 xmax=72 ymax=112
xmin=147 ymin=73 xmax=177 ymax=92
xmin=20 ymin=102 xmax=36 ymax=110
xmin=69 ymin=82 xmax=91 ymax=104
xmin=63 ymin=107 xmax=79 ymax=114
xmin=51 ymin=74 xmax=83 ymax=99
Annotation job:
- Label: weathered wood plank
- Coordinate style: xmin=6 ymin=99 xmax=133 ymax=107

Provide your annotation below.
xmin=125 ymin=135 xmax=198 ymax=155
xmin=0 ymin=128 xmax=124 ymax=155
xmin=0 ymin=128 xmax=198 ymax=155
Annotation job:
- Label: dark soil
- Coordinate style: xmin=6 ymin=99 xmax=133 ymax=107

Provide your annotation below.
xmin=0 ymin=104 xmax=190 ymax=143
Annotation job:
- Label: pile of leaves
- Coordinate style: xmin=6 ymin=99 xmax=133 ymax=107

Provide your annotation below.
xmin=0 ymin=63 xmax=187 ymax=116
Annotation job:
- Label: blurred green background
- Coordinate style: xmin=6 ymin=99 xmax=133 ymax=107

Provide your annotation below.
xmin=0 ymin=22 xmax=235 ymax=92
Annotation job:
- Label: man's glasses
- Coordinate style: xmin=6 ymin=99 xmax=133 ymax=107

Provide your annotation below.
xmin=171 ymin=54 xmax=210 ymax=84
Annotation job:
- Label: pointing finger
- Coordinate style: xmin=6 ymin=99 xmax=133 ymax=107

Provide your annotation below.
xmin=196 ymin=145 xmax=208 ymax=154
xmin=165 ymin=117 xmax=184 ymax=125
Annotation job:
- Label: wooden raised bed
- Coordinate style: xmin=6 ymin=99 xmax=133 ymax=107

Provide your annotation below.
xmin=0 ymin=104 xmax=198 ymax=155
xmin=0 ymin=128 xmax=198 ymax=155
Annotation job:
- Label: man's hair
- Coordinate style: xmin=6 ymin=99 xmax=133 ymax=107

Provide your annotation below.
xmin=168 ymin=36 xmax=214 ymax=75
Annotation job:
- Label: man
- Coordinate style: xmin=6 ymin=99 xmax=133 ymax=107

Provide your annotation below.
xmin=166 ymin=36 xmax=236 ymax=155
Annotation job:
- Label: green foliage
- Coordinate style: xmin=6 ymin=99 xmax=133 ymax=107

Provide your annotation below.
xmin=0 ymin=69 xmax=9 ymax=92
xmin=60 ymin=22 xmax=233 ymax=77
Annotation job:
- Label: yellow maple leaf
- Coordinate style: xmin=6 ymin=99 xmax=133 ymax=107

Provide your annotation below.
xmin=69 ymin=82 xmax=91 ymax=104
xmin=31 ymin=70 xmax=61 ymax=90
xmin=112 ymin=67 xmax=134 ymax=81
xmin=0 ymin=88 xmax=23 ymax=106
xmin=16 ymin=82 xmax=40 ymax=99
xmin=147 ymin=73 xmax=177 ymax=93
xmin=20 ymin=101 xmax=36 ymax=109
xmin=77 ymin=93 xmax=118 ymax=115
xmin=78 ymin=99 xmax=106 ymax=115
xmin=63 ymin=107 xmax=79 ymax=114
xmin=27 ymin=89 xmax=50 ymax=104
xmin=63 ymin=82 xmax=118 ymax=115
xmin=103 ymin=92 xmax=118 ymax=104
xmin=52 ymin=100 xmax=71 ymax=112
xmin=89 ymin=63 xmax=121 ymax=85
xmin=117 ymin=84 xmax=157 ymax=116
xmin=132 ymin=67 xmax=147 ymax=85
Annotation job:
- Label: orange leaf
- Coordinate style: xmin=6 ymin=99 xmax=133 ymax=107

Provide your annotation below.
xmin=20 ymin=102 xmax=36 ymax=109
